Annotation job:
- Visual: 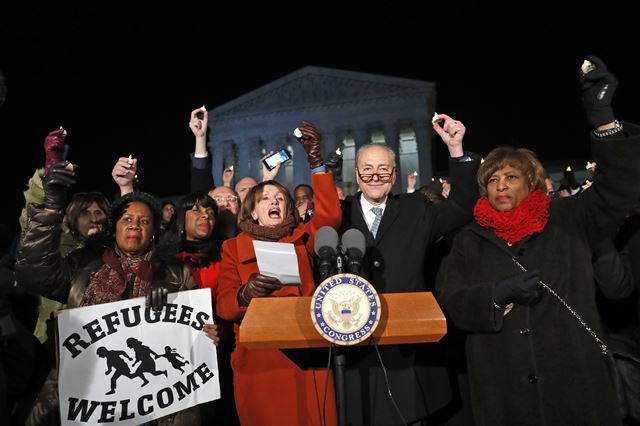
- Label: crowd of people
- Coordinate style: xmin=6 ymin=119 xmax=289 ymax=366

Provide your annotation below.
xmin=1 ymin=55 xmax=639 ymax=426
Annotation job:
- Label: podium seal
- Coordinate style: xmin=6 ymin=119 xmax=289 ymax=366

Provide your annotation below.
xmin=310 ymin=273 xmax=381 ymax=345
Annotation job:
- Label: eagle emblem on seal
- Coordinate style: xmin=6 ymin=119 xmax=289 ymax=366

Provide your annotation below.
xmin=328 ymin=297 xmax=362 ymax=329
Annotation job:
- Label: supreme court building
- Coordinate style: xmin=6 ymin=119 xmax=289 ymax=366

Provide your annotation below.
xmin=205 ymin=66 xmax=436 ymax=195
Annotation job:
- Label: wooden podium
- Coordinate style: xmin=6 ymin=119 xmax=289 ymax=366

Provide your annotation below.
xmin=239 ymin=292 xmax=447 ymax=349
xmin=239 ymin=291 xmax=446 ymax=426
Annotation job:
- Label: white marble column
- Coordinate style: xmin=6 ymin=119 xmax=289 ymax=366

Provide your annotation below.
xmin=221 ymin=141 xmax=236 ymax=187
xmin=383 ymin=123 xmax=402 ymax=194
xmin=292 ymin=135 xmax=310 ymax=187
xmin=322 ymin=126 xmax=338 ymax=158
xmin=266 ymin=134 xmax=288 ymax=182
xmin=352 ymin=127 xmax=370 ymax=152
xmin=413 ymin=121 xmax=433 ymax=183
xmin=237 ymin=140 xmax=251 ymax=179
xmin=209 ymin=140 xmax=225 ymax=189
xmin=246 ymin=137 xmax=263 ymax=180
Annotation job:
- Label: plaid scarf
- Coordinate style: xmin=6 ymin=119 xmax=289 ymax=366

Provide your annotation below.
xmin=80 ymin=247 xmax=155 ymax=307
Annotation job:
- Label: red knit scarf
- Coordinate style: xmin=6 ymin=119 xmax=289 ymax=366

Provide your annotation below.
xmin=80 ymin=248 xmax=155 ymax=307
xmin=178 ymin=251 xmax=220 ymax=305
xmin=473 ymin=189 xmax=550 ymax=245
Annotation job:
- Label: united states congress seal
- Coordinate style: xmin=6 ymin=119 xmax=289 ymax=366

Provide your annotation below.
xmin=310 ymin=273 xmax=381 ymax=345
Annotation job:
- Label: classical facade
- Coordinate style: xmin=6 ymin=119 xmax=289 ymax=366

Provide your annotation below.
xmin=206 ymin=66 xmax=436 ymax=194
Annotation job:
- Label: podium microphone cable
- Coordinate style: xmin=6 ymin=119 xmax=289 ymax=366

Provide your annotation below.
xmin=374 ymin=342 xmax=408 ymax=426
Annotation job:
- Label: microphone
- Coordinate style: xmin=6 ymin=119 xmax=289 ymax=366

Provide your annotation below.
xmin=341 ymin=228 xmax=366 ymax=274
xmin=314 ymin=226 xmax=339 ymax=281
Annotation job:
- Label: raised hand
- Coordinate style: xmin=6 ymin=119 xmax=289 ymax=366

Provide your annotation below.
xmin=432 ymin=113 xmax=465 ymax=158
xmin=407 ymin=171 xmax=418 ymax=192
xmin=111 ymin=156 xmax=138 ymax=196
xmin=579 ymin=55 xmax=618 ymax=128
xmin=222 ymin=165 xmax=235 ymax=187
xmin=44 ymin=127 xmax=67 ymax=175
xmin=295 ymin=121 xmax=323 ymax=169
xmin=261 ymin=151 xmax=282 ymax=181
xmin=189 ymin=106 xmax=207 ymax=139
xmin=42 ymin=161 xmax=76 ymax=210
xmin=325 ymin=149 xmax=343 ymax=175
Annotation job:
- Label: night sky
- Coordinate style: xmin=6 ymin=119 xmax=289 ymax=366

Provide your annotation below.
xmin=2 ymin=3 xmax=640 ymax=238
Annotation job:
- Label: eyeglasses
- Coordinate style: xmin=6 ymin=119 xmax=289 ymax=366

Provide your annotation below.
xmin=357 ymin=168 xmax=395 ymax=183
xmin=212 ymin=195 xmax=239 ymax=204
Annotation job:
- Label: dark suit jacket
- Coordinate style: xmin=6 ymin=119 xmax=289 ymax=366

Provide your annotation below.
xmin=339 ymin=156 xmax=479 ymax=425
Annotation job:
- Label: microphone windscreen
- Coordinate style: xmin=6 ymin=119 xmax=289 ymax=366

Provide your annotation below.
xmin=341 ymin=228 xmax=366 ymax=254
xmin=314 ymin=226 xmax=339 ymax=257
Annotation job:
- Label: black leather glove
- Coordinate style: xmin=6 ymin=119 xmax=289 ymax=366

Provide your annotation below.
xmin=42 ymin=161 xmax=76 ymax=210
xmin=325 ymin=150 xmax=343 ymax=176
xmin=494 ymin=270 xmax=543 ymax=307
xmin=146 ymin=287 xmax=168 ymax=312
xmin=238 ymin=273 xmax=282 ymax=307
xmin=296 ymin=121 xmax=324 ymax=169
xmin=579 ymin=55 xmax=618 ymax=128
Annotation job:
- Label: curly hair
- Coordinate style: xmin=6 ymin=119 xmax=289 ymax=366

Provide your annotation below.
xmin=477 ymin=146 xmax=547 ymax=198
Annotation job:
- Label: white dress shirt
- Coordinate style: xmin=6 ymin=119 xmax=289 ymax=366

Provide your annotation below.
xmin=359 ymin=195 xmax=387 ymax=231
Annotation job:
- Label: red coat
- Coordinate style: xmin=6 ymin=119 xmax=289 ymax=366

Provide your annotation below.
xmin=217 ymin=172 xmax=340 ymax=426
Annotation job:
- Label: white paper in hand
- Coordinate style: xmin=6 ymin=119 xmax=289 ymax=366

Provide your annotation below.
xmin=252 ymin=241 xmax=302 ymax=285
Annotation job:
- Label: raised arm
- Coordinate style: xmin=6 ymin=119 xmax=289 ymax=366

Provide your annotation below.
xmin=432 ymin=113 xmax=465 ymax=158
xmin=293 ymin=121 xmax=341 ymax=256
xmin=111 ymin=155 xmax=138 ymax=196
xmin=189 ymin=106 xmax=215 ymax=193
xmin=20 ymin=127 xmax=68 ymax=230
xmin=571 ymin=55 xmax=640 ymax=246
xmin=428 ymin=114 xmax=479 ymax=240
xmin=15 ymin=161 xmax=77 ymax=303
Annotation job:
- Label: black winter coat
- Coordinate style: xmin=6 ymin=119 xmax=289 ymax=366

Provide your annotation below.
xmin=15 ymin=205 xmax=197 ymax=309
xmin=339 ymin=157 xmax=479 ymax=425
xmin=14 ymin=205 xmax=200 ymax=426
xmin=437 ymin=131 xmax=640 ymax=426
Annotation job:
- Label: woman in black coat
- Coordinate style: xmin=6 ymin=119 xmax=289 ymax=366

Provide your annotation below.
xmin=436 ymin=56 xmax=640 ymax=425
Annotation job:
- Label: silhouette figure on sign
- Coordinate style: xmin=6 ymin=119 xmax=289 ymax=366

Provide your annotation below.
xmin=158 ymin=346 xmax=190 ymax=374
xmin=126 ymin=337 xmax=168 ymax=381
xmin=96 ymin=346 xmax=143 ymax=395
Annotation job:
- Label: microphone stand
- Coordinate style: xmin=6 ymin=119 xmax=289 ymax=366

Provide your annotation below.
xmin=333 ymin=255 xmax=347 ymax=426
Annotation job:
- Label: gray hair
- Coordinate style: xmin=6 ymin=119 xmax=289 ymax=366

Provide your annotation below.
xmin=355 ymin=143 xmax=397 ymax=167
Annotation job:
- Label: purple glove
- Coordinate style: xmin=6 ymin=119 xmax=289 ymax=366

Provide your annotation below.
xmin=44 ymin=128 xmax=67 ymax=175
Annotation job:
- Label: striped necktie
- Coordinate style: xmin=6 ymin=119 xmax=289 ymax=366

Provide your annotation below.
xmin=370 ymin=207 xmax=383 ymax=238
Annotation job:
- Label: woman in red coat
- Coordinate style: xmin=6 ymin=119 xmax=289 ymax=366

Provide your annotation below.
xmin=216 ymin=121 xmax=341 ymax=426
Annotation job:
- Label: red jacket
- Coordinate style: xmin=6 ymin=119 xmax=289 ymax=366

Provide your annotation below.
xmin=217 ymin=171 xmax=341 ymax=426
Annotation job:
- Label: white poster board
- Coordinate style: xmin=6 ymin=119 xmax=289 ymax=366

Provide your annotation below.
xmin=57 ymin=288 xmax=219 ymax=425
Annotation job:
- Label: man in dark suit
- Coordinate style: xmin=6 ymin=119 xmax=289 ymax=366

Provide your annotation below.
xmin=340 ymin=113 xmax=479 ymax=425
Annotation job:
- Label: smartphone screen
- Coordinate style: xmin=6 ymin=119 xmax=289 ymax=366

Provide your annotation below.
xmin=263 ymin=149 xmax=291 ymax=170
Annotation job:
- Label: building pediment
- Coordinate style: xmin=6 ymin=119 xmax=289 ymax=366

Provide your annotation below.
xmin=210 ymin=66 xmax=434 ymax=119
